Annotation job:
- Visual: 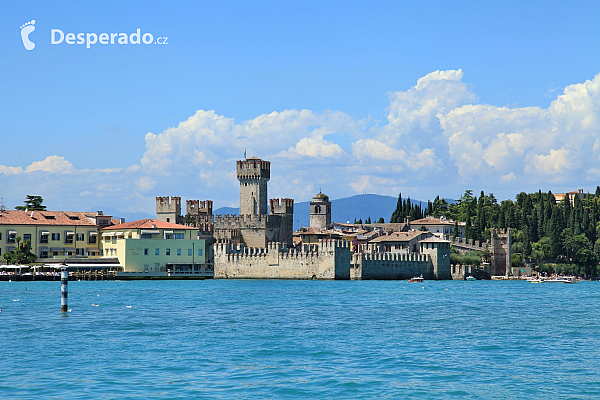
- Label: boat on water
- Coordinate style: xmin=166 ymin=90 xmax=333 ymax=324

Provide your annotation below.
xmin=527 ymin=276 xmax=544 ymax=283
xmin=408 ymin=275 xmax=424 ymax=283
xmin=466 ymin=276 xmax=476 ymax=281
xmin=543 ymin=276 xmax=577 ymax=284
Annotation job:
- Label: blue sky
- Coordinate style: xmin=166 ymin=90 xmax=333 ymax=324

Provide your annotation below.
xmin=2 ymin=1 xmax=600 ymax=216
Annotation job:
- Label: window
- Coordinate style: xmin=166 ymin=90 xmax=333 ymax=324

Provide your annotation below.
xmin=166 ymin=218 xmax=170 ymax=222
xmin=141 ymin=234 xmax=152 ymax=239
xmin=89 ymin=234 xmax=97 ymax=244
xmin=144 ymin=248 xmax=149 ymax=255
xmin=0 ymin=232 xmax=2 ymax=240
xmin=177 ymin=249 xmax=181 ymax=256
xmin=23 ymin=234 xmax=31 ymax=242
xmin=188 ymin=249 xmax=192 ymax=256
xmin=166 ymin=248 xmax=171 ymax=256
xmin=198 ymin=249 xmax=203 ymax=256
xmin=40 ymin=251 xmax=48 ymax=258
xmin=52 ymin=233 xmax=60 ymax=241
xmin=174 ymin=233 xmax=184 ymax=239
xmin=7 ymin=232 xmax=16 ymax=243
xmin=40 ymin=234 xmax=48 ymax=243
xmin=76 ymin=248 xmax=84 ymax=256
xmin=77 ymin=233 xmax=84 ymax=241
xmin=155 ymin=248 xmax=159 ymax=255
xmin=65 ymin=234 xmax=74 ymax=244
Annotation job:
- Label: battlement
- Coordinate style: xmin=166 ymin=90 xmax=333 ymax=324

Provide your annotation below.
xmin=186 ymin=199 xmax=213 ymax=216
xmin=352 ymin=252 xmax=429 ymax=263
xmin=237 ymin=158 xmax=270 ymax=180
xmin=156 ymin=196 xmax=182 ymax=223
xmin=156 ymin=196 xmax=181 ymax=208
xmin=270 ymin=198 xmax=294 ymax=215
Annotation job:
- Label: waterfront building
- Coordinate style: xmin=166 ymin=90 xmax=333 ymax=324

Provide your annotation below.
xmin=0 ymin=209 xmax=116 ymax=259
xmin=100 ymin=219 xmax=210 ymax=278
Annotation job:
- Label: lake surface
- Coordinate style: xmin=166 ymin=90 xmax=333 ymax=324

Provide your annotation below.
xmin=1 ymin=279 xmax=600 ymax=399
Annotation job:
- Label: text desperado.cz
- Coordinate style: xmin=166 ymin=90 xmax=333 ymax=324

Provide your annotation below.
xmin=51 ymin=29 xmax=167 ymax=48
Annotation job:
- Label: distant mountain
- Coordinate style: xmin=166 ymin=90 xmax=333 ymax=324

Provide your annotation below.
xmin=294 ymin=194 xmax=427 ymax=230
xmin=217 ymin=194 xmax=426 ymax=230
xmin=213 ymin=206 xmax=238 ymax=216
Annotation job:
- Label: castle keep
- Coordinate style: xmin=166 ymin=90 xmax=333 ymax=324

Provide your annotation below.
xmin=155 ymin=157 xmax=458 ymax=280
xmin=156 ymin=157 xmax=294 ymax=249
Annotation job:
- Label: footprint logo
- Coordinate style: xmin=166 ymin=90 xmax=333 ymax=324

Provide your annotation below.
xmin=20 ymin=20 xmax=36 ymax=50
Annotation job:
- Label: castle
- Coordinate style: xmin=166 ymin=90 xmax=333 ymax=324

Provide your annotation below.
xmin=156 ymin=157 xmax=294 ymax=249
xmin=155 ymin=157 xmax=454 ymax=280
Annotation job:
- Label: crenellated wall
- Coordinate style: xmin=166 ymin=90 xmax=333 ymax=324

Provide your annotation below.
xmin=214 ymin=239 xmax=351 ymax=280
xmin=351 ymin=252 xmax=433 ymax=280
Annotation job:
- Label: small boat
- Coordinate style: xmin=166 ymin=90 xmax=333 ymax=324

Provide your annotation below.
xmin=527 ymin=277 xmax=544 ymax=283
xmin=544 ymin=277 xmax=577 ymax=284
xmin=466 ymin=276 xmax=476 ymax=281
xmin=408 ymin=275 xmax=424 ymax=283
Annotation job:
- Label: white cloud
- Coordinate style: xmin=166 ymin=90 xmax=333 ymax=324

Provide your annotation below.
xmin=7 ymin=69 xmax=600 ymax=216
xmin=25 ymin=156 xmax=74 ymax=173
xmin=0 ymin=165 xmax=23 ymax=175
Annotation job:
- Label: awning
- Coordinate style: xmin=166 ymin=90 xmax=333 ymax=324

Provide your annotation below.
xmin=89 ymin=232 xmax=98 ymax=236
xmin=66 ymin=231 xmax=75 ymax=236
xmin=6 ymin=246 xmax=15 ymax=252
xmin=8 ymin=230 xmax=17 ymax=234
xmin=140 ymin=230 xmax=159 ymax=234
xmin=102 ymin=232 xmax=115 ymax=237
xmin=86 ymin=248 xmax=98 ymax=252
xmin=114 ymin=231 xmax=124 ymax=236
xmin=51 ymin=247 xmax=63 ymax=252
xmin=163 ymin=230 xmax=174 ymax=234
xmin=40 ymin=231 xmax=50 ymax=235
xmin=38 ymin=246 xmax=49 ymax=251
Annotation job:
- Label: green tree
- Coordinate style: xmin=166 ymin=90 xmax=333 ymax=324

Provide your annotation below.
xmin=3 ymin=240 xmax=37 ymax=264
xmin=377 ymin=217 xmax=384 ymax=223
xmin=15 ymin=195 xmax=47 ymax=211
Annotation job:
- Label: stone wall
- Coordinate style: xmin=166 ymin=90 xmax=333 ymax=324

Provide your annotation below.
xmin=214 ymin=240 xmax=351 ymax=280
xmin=351 ymin=252 xmax=433 ymax=280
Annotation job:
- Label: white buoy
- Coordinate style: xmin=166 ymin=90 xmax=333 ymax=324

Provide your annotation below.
xmin=61 ymin=267 xmax=68 ymax=312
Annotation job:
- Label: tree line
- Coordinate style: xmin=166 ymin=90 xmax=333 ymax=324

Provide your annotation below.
xmin=390 ymin=188 xmax=600 ymax=277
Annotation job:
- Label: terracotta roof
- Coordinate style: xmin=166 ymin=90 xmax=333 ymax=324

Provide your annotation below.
xmin=101 ymin=219 xmax=194 ymax=231
xmin=369 ymin=231 xmax=426 ymax=243
xmin=0 ymin=210 xmax=114 ymax=226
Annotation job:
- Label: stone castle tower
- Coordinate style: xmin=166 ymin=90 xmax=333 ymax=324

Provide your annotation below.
xmin=156 ymin=196 xmax=183 ymax=224
xmin=310 ymin=192 xmax=331 ymax=229
xmin=237 ymin=157 xmax=270 ymax=216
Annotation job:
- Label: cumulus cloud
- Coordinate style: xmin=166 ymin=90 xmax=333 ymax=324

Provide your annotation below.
xmin=25 ymin=156 xmax=74 ymax=173
xmin=6 ymin=69 xmax=600 ymax=216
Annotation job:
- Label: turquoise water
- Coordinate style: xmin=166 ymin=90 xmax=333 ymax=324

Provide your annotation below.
xmin=1 ymin=280 xmax=600 ymax=399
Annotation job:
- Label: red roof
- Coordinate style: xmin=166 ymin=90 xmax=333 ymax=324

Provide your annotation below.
xmin=101 ymin=219 xmax=194 ymax=230
xmin=0 ymin=210 xmax=117 ymax=226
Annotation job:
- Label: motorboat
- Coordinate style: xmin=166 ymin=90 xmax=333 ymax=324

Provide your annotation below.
xmin=466 ymin=276 xmax=476 ymax=281
xmin=408 ymin=275 xmax=424 ymax=283
xmin=543 ymin=276 xmax=577 ymax=284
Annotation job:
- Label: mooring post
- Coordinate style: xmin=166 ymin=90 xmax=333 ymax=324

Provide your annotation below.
xmin=61 ymin=266 xmax=68 ymax=312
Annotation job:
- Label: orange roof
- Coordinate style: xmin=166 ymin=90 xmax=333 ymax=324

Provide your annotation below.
xmin=101 ymin=219 xmax=194 ymax=231
xmin=0 ymin=210 xmax=115 ymax=226
xmin=369 ymin=231 xmax=426 ymax=243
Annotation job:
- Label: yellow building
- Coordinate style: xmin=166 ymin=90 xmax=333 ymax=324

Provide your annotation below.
xmin=0 ymin=209 xmax=115 ymax=260
xmin=100 ymin=219 xmax=211 ymax=278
